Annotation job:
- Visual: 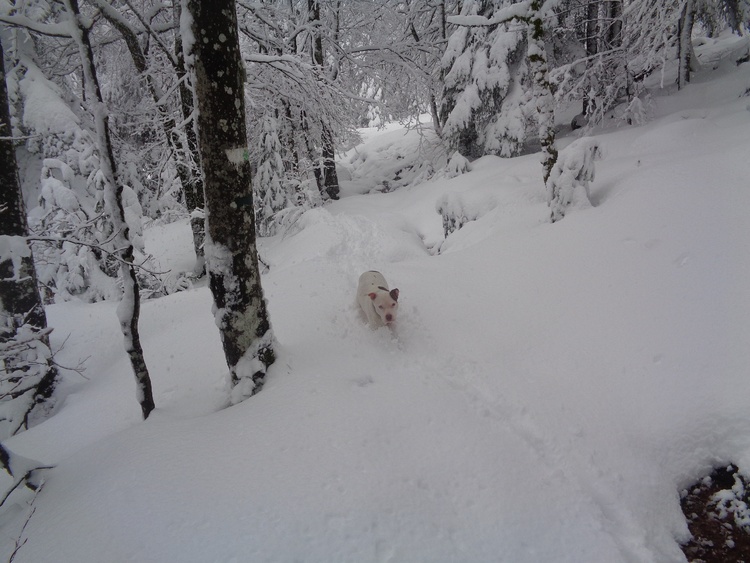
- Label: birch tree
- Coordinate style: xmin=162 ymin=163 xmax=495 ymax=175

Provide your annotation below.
xmin=186 ymin=0 xmax=275 ymax=402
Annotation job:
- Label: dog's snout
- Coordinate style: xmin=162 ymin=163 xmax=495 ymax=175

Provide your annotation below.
xmin=385 ymin=314 xmax=393 ymax=322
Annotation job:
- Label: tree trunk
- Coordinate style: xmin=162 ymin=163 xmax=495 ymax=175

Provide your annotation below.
xmin=677 ymin=0 xmax=695 ymax=90
xmin=187 ymin=0 xmax=275 ymax=402
xmin=320 ymin=125 xmax=340 ymax=201
xmin=65 ymin=0 xmax=155 ymax=419
xmin=173 ymin=1 xmax=207 ymax=276
xmin=527 ymin=1 xmax=558 ymax=184
xmin=582 ymin=0 xmax=600 ymax=117
xmin=0 ymin=40 xmax=58 ymax=437
xmin=606 ymin=0 xmax=622 ymax=49
xmin=307 ymin=0 xmax=340 ymax=201
xmin=436 ymin=0 xmax=449 ymax=130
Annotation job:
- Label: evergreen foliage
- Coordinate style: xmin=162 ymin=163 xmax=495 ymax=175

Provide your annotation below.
xmin=441 ymin=0 xmax=531 ymax=159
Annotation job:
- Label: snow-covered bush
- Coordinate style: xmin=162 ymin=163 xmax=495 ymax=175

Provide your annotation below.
xmin=437 ymin=193 xmax=470 ymax=238
xmin=0 ymin=322 xmax=56 ymax=438
xmin=258 ymin=177 xmax=323 ymax=239
xmin=117 ymin=151 xmax=185 ymax=222
xmin=438 ymin=151 xmax=472 ymax=180
xmin=436 ymin=189 xmax=498 ymax=239
xmin=0 ymin=237 xmax=58 ymax=439
xmin=546 ymin=137 xmax=604 ymax=222
xmin=32 ymin=162 xmax=168 ymax=302
xmin=30 ymin=160 xmax=120 ymax=303
xmin=12 ymin=62 xmax=118 ymax=302
xmin=620 ymin=94 xmax=651 ymax=127
xmin=16 ymin=65 xmax=98 ymax=181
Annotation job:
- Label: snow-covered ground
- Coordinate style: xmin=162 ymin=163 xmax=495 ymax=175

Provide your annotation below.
xmin=2 ymin=34 xmax=750 ymax=562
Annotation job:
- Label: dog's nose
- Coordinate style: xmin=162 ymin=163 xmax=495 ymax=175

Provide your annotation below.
xmin=386 ymin=314 xmax=393 ymax=322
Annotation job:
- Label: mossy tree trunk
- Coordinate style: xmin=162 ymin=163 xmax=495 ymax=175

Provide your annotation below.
xmin=187 ymin=0 xmax=275 ymax=402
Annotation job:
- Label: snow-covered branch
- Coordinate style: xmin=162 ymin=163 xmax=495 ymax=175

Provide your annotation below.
xmin=447 ymin=1 xmax=533 ymax=27
xmin=88 ymin=0 xmax=178 ymax=67
xmin=27 ymin=235 xmax=168 ymax=276
xmin=0 ymin=14 xmax=72 ymax=38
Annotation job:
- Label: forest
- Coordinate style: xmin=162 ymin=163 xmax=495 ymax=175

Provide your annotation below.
xmin=1 ymin=0 xmax=750 ymax=561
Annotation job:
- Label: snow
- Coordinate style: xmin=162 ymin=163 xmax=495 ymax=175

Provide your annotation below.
xmin=0 ymin=236 xmax=31 ymax=283
xmin=18 ymin=65 xmax=80 ymax=140
xmin=2 ymin=36 xmax=750 ymax=562
xmin=713 ymin=476 xmax=750 ymax=530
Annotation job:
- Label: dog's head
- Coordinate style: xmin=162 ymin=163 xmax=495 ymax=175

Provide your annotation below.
xmin=369 ymin=288 xmax=399 ymax=325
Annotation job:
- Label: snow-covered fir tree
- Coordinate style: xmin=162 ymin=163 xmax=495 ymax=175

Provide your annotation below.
xmin=440 ymin=0 xmax=531 ymax=159
xmin=252 ymin=114 xmax=295 ymax=237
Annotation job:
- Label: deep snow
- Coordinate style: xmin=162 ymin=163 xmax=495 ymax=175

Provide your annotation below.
xmin=2 ymin=33 xmax=750 ymax=563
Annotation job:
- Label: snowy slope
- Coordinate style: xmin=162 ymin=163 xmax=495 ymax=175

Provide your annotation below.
xmin=2 ymin=35 xmax=750 ymax=563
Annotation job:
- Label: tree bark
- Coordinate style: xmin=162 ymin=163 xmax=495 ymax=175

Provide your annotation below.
xmin=307 ymin=0 xmax=340 ymax=201
xmin=605 ymin=0 xmax=622 ymax=49
xmin=65 ymin=0 xmax=155 ymax=419
xmin=0 ymin=39 xmax=58 ymax=436
xmin=582 ymin=0 xmax=600 ymax=117
xmin=319 ymin=125 xmax=340 ymax=201
xmin=527 ymin=1 xmax=558 ymax=184
xmin=173 ymin=1 xmax=207 ymax=275
xmin=187 ymin=0 xmax=275 ymax=401
xmin=677 ymin=0 xmax=695 ymax=90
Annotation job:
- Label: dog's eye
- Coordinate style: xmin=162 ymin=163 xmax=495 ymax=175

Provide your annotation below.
xmin=378 ymin=305 xmax=384 ymax=309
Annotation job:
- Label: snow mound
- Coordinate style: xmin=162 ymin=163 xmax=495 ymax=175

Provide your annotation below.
xmin=267 ymin=207 xmax=427 ymax=272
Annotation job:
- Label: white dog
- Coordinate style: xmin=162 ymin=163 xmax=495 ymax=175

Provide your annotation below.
xmin=357 ymin=271 xmax=399 ymax=328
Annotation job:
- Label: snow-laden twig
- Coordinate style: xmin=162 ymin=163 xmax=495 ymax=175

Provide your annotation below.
xmin=26 ymin=235 xmax=169 ymax=277
xmin=7 ymin=479 xmax=46 ymax=563
xmin=0 ymin=445 xmax=53 ymax=509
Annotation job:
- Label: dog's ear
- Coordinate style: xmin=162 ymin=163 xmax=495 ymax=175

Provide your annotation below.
xmin=390 ymin=288 xmax=399 ymax=301
xmin=368 ymin=292 xmax=377 ymax=300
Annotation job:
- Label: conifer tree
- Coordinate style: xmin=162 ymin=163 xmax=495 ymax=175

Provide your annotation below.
xmin=441 ymin=0 xmax=530 ymax=159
